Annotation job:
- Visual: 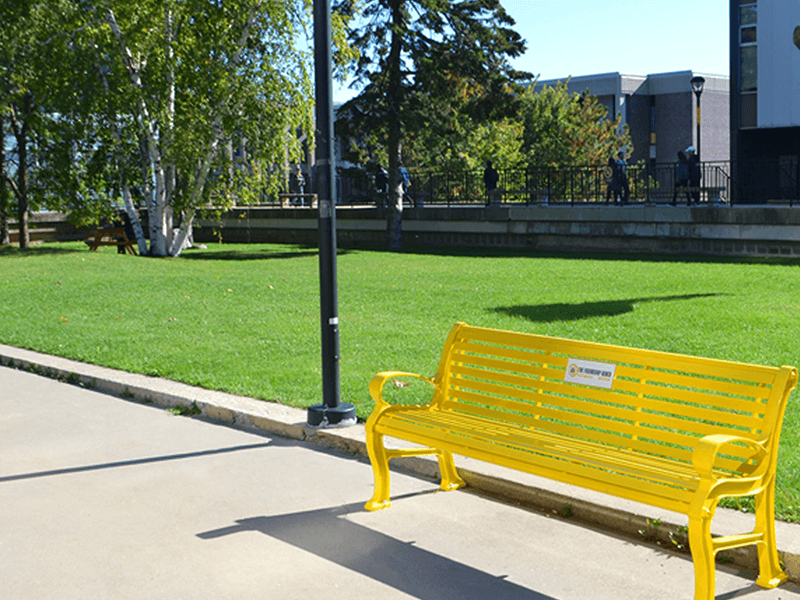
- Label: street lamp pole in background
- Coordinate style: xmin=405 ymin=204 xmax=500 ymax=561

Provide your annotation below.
xmin=690 ymin=75 xmax=705 ymax=159
xmin=307 ymin=0 xmax=356 ymax=428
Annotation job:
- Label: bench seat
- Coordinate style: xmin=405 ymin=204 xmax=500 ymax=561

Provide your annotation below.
xmin=365 ymin=322 xmax=797 ymax=600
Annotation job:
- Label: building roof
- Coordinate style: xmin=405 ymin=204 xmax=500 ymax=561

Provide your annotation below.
xmin=533 ymin=70 xmax=729 ymax=96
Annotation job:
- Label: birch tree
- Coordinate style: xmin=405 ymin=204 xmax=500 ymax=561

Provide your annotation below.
xmin=74 ymin=0 xmax=313 ymax=257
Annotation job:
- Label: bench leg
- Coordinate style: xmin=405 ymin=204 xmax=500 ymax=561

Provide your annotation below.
xmin=365 ymin=429 xmax=392 ymax=511
xmin=436 ymin=450 xmax=466 ymax=492
xmin=689 ymin=514 xmax=715 ymax=600
xmin=754 ymin=483 xmax=788 ymax=589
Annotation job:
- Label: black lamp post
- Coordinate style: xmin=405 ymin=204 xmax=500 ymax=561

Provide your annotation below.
xmin=307 ymin=0 xmax=356 ymax=428
xmin=690 ymin=75 xmax=705 ymax=159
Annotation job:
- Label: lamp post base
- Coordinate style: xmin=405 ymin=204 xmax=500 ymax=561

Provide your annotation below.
xmin=307 ymin=403 xmax=357 ymax=428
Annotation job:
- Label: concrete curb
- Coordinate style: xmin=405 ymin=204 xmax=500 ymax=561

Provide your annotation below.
xmin=3 ymin=343 xmax=800 ymax=582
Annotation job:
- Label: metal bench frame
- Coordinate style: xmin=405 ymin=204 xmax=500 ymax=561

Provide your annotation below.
xmin=364 ymin=322 xmax=797 ymax=600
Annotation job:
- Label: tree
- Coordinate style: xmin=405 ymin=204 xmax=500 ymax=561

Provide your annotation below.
xmin=0 ymin=112 xmax=8 ymax=246
xmin=0 ymin=0 xmax=54 ymax=249
xmin=335 ymin=0 xmax=529 ymax=249
xmin=520 ymin=81 xmax=631 ymax=168
xmin=0 ymin=0 xmax=148 ymax=249
xmin=425 ymin=117 xmax=524 ymax=173
xmin=53 ymin=0 xmax=315 ymax=257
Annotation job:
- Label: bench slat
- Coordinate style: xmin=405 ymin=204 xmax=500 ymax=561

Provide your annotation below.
xmin=450 ymin=361 xmax=766 ymax=430
xmin=454 ymin=326 xmax=781 ymax=384
xmin=384 ymin=402 xmax=761 ymax=480
xmin=377 ymin=413 xmax=700 ymax=513
xmin=443 ymin=390 xmax=759 ymax=474
xmin=385 ymin=413 xmax=702 ymax=487
xmin=448 ymin=365 xmax=765 ymax=439
xmin=452 ymin=339 xmax=779 ymax=400
xmin=446 ymin=390 xmax=761 ymax=453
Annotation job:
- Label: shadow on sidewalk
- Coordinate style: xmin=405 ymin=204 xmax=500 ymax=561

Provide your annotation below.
xmin=0 ymin=442 xmax=273 ymax=483
xmin=197 ymin=496 xmax=554 ymax=600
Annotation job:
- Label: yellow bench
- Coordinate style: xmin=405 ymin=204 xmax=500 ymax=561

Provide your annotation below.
xmin=364 ymin=322 xmax=797 ymax=600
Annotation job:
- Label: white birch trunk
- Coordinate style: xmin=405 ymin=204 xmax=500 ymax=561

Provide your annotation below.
xmin=169 ymin=214 xmax=195 ymax=257
xmin=121 ymin=183 xmax=148 ymax=255
xmin=106 ymin=7 xmax=170 ymax=256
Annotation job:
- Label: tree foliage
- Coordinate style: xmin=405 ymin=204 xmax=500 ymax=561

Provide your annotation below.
xmin=334 ymin=0 xmax=529 ymax=249
xmin=1 ymin=0 xmax=639 ymax=254
xmin=90 ymin=0 xmax=315 ymax=256
xmin=0 ymin=0 xmax=72 ymax=247
xmin=520 ymin=80 xmax=632 ymax=168
xmin=2 ymin=0 xmax=315 ymax=256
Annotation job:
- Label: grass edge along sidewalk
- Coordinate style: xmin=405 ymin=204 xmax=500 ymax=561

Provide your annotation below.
xmin=3 ymin=342 xmax=800 ymax=585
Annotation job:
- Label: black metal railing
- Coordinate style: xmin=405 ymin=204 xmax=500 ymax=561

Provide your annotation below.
xmin=248 ymin=160 xmax=800 ymax=207
xmin=333 ymin=162 xmax=733 ymax=207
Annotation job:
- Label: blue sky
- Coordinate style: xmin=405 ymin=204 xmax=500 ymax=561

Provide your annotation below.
xmin=334 ymin=0 xmax=730 ymax=102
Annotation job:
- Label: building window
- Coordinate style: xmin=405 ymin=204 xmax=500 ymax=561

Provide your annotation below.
xmin=739 ymin=2 xmax=757 ymax=128
xmin=740 ymin=46 xmax=758 ymax=92
xmin=740 ymin=3 xmax=757 ymax=26
xmin=741 ymin=26 xmax=757 ymax=44
xmin=739 ymin=3 xmax=757 ymax=92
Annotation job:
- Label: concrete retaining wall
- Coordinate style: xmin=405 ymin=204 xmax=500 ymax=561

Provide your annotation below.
xmin=8 ymin=212 xmax=93 ymax=245
xmin=195 ymin=205 xmax=800 ymax=258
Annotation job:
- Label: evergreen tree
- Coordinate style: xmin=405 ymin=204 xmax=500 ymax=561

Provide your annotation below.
xmin=334 ymin=0 xmax=529 ymax=249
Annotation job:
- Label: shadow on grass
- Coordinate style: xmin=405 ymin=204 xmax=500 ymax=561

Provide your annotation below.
xmin=356 ymin=244 xmax=800 ymax=266
xmin=179 ymin=246 xmax=336 ymax=261
xmin=492 ymin=293 xmax=725 ymax=323
xmin=0 ymin=244 xmax=86 ymax=257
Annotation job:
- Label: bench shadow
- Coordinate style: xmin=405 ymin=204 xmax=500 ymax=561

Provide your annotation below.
xmin=492 ymin=293 xmax=725 ymax=323
xmin=197 ymin=498 xmax=554 ymax=600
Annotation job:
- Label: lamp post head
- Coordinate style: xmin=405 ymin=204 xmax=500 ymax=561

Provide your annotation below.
xmin=690 ymin=75 xmax=706 ymax=98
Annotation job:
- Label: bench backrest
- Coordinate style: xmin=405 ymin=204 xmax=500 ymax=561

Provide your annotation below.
xmin=433 ymin=323 xmax=797 ymax=484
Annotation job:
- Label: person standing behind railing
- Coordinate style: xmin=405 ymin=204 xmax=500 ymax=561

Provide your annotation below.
xmin=615 ymin=150 xmax=629 ymax=204
xmin=483 ymin=160 xmax=500 ymax=205
xmin=605 ymin=156 xmax=620 ymax=202
xmin=375 ymin=164 xmax=389 ymax=207
xmin=673 ymin=150 xmax=690 ymax=205
xmin=686 ymin=146 xmax=701 ymax=204
xmin=397 ymin=163 xmax=411 ymax=206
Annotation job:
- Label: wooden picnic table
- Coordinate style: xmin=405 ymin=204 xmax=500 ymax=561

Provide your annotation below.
xmin=86 ymin=227 xmax=138 ymax=255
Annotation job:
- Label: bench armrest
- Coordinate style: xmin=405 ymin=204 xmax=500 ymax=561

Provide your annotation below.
xmin=369 ymin=371 xmax=435 ymax=409
xmin=692 ymin=434 xmax=768 ymax=480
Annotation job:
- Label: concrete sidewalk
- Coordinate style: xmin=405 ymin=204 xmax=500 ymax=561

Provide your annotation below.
xmin=2 ymin=347 xmax=800 ymax=599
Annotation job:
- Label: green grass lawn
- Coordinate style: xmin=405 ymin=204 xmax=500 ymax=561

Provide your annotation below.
xmin=2 ymin=241 xmax=800 ymax=520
